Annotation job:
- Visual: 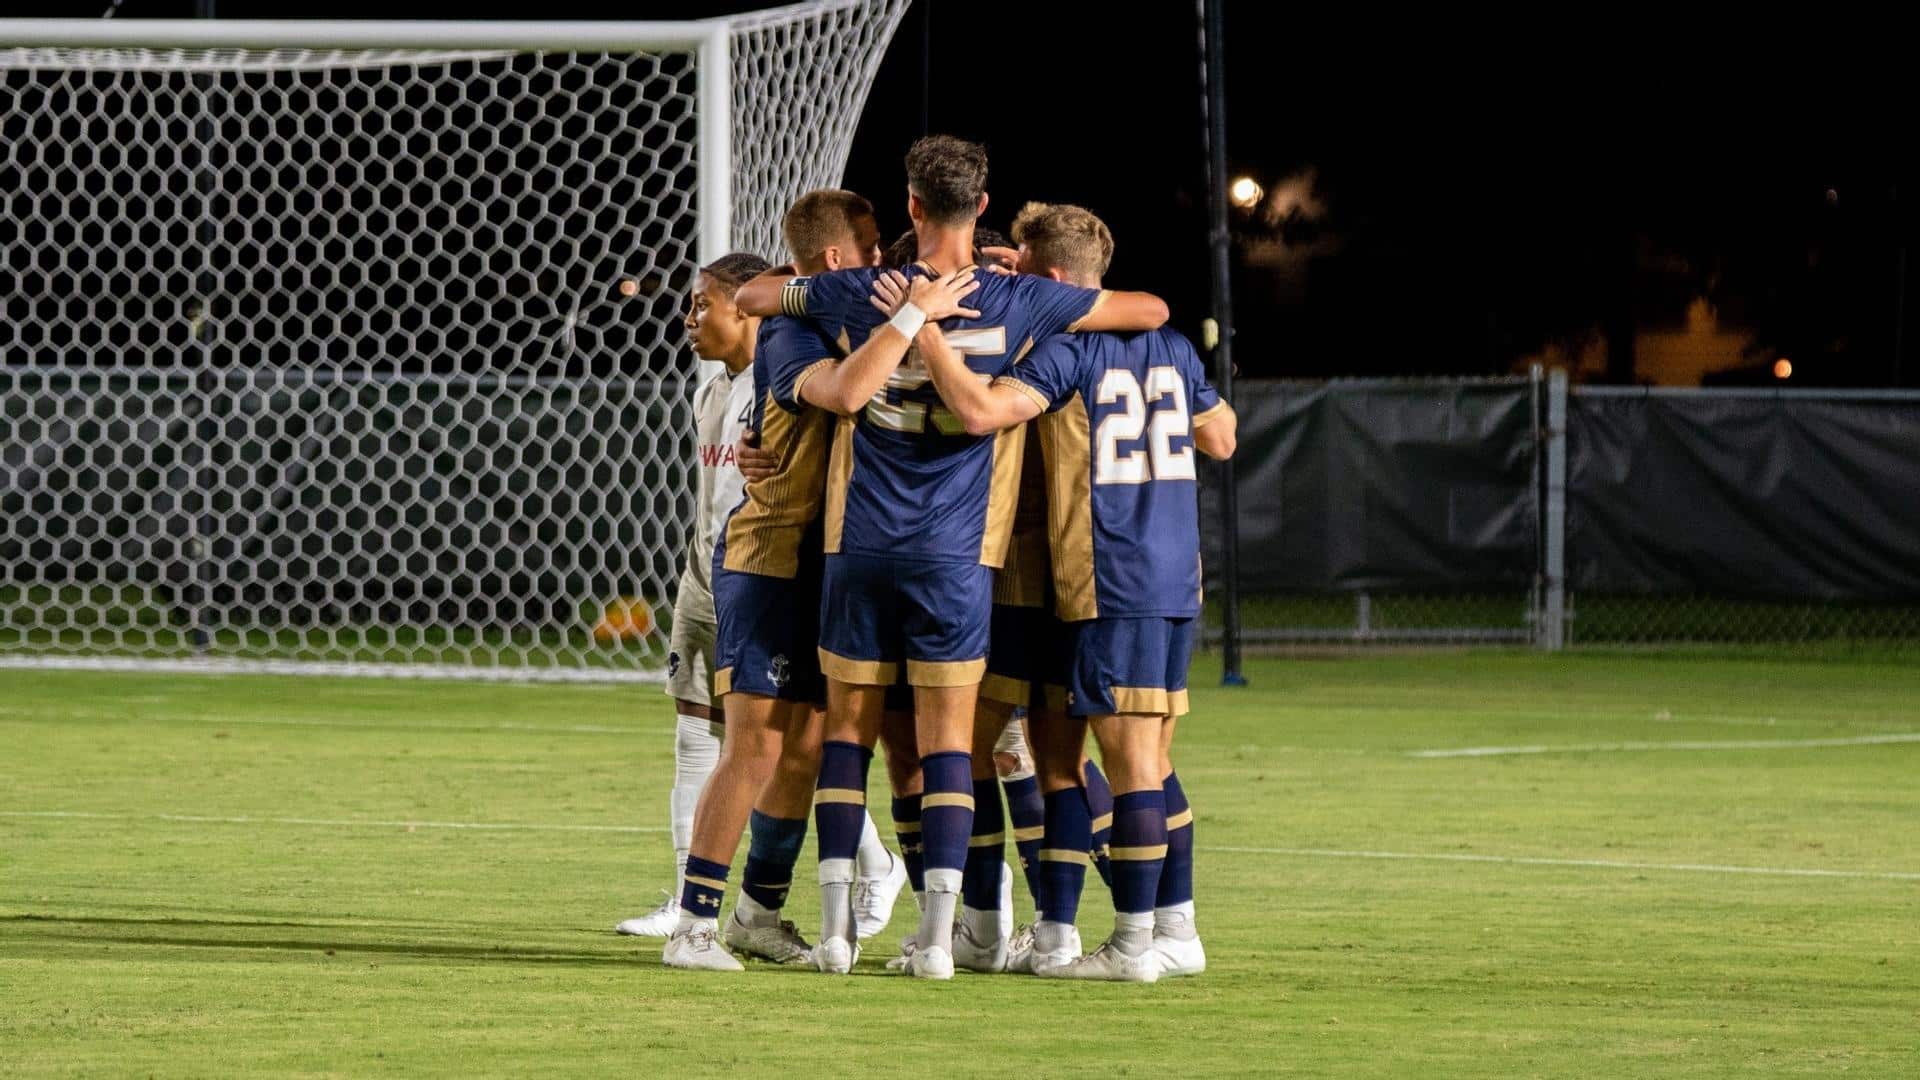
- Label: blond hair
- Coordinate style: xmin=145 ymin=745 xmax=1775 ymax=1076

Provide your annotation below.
xmin=1011 ymin=201 xmax=1113 ymax=283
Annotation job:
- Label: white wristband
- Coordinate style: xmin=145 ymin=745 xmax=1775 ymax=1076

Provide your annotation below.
xmin=888 ymin=302 xmax=928 ymax=340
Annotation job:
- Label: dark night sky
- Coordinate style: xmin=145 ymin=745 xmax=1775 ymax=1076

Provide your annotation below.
xmin=15 ymin=1 xmax=1916 ymax=385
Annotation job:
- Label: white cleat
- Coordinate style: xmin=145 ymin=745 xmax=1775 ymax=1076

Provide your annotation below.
xmin=724 ymin=912 xmax=813 ymax=965
xmin=1007 ymin=923 xmax=1082 ymax=975
xmin=884 ymin=935 xmax=918 ymax=972
xmin=1154 ymin=932 xmax=1206 ymax=978
xmin=952 ymin=913 xmax=1008 ymax=973
xmin=812 ymin=935 xmax=858 ymax=975
xmin=1042 ymin=938 xmax=1161 ymax=983
xmin=853 ymin=852 xmax=909 ymax=941
xmin=661 ymin=921 xmax=745 ymax=971
xmin=614 ymin=892 xmax=679 ymax=937
xmin=906 ymin=944 xmax=954 ymax=981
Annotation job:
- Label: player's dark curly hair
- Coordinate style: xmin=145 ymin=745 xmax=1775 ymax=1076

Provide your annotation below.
xmin=698 ymin=251 xmax=773 ymax=295
xmin=905 ymin=135 xmax=989 ymax=225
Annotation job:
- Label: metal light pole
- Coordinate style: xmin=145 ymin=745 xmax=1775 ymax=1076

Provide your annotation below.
xmin=1199 ymin=0 xmax=1244 ymax=685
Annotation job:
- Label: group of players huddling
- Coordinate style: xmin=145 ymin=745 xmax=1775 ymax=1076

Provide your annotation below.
xmin=617 ymin=135 xmax=1237 ymax=983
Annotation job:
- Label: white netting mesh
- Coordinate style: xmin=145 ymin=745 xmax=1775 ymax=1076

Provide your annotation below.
xmin=0 ymin=2 xmax=908 ymax=682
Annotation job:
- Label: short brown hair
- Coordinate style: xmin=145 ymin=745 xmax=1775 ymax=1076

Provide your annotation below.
xmin=782 ymin=189 xmax=875 ymax=263
xmin=905 ymin=135 xmax=988 ymax=225
xmin=1011 ymin=201 xmax=1113 ymax=282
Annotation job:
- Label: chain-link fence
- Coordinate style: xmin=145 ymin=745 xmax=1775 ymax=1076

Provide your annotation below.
xmin=1203 ymin=374 xmax=1920 ymax=653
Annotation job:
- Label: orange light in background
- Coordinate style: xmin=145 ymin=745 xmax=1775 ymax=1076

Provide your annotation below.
xmin=1773 ymin=358 xmax=1793 ymax=379
xmin=1228 ymin=176 xmax=1263 ymax=209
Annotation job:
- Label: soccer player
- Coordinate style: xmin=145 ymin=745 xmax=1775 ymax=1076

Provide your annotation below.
xmin=900 ymin=201 xmax=1238 ymax=983
xmin=733 ymin=135 xmax=1172 ymax=979
xmin=617 ymin=251 xmax=768 ymax=939
xmin=662 ymin=192 xmax=984 ymax=970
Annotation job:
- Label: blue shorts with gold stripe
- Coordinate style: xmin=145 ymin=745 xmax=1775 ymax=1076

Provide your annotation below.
xmin=818 ymin=554 xmax=992 ymax=688
xmin=713 ymin=556 xmax=826 ymax=705
xmin=981 ymin=603 xmax=1072 ymax=712
xmin=1066 ymin=616 xmax=1196 ymax=718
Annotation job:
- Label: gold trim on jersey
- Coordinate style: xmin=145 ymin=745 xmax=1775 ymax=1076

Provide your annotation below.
xmin=978 ymin=423 xmax=1027 ymax=567
xmin=994 ymin=376 xmax=1051 ymax=413
xmin=905 ymin=657 xmax=987 ymax=687
xmin=1102 ymin=686 xmax=1192 ymax=718
xmin=993 ymin=424 xmax=1051 ymax=607
xmin=1064 ymin=288 xmax=1112 ymax=333
xmin=979 ymin=672 xmax=1030 ymax=708
xmin=1039 ymin=396 xmax=1098 ymax=621
xmin=789 ymin=356 xmax=835 ymax=408
xmin=817 ymin=647 xmax=898 ymax=686
xmin=1011 ymin=335 xmax=1036 ymax=364
xmin=722 ymin=387 xmax=833 ymax=578
xmin=1192 ymin=400 xmax=1230 ymax=427
xmin=822 ymin=415 xmax=855 ymax=555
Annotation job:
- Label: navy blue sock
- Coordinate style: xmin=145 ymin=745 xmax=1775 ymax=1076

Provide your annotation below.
xmin=1001 ymin=774 xmax=1045 ymax=909
xmin=1084 ymin=758 xmax=1115 ymax=887
xmin=918 ymin=751 xmax=974 ymax=891
xmin=741 ymin=810 xmax=808 ymax=911
xmin=1157 ymin=772 xmax=1194 ymax=909
xmin=680 ymin=854 xmax=731 ymax=920
xmin=891 ymin=794 xmax=925 ymax=893
xmin=1039 ymin=788 xmax=1092 ymax=925
xmin=813 ymin=740 xmax=872 ymax=867
xmin=1107 ymin=789 xmax=1168 ymax=915
xmin=962 ymin=776 xmax=1006 ymax=910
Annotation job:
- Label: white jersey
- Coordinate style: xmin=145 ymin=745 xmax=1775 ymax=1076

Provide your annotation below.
xmin=675 ymin=365 xmax=755 ymax=613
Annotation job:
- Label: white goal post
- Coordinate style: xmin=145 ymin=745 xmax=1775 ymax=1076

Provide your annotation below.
xmin=0 ymin=2 xmax=910 ymax=683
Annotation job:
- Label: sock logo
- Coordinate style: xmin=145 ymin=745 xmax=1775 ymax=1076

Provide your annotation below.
xmin=768 ymin=654 xmax=790 ymax=687
xmin=667 ymin=651 xmax=682 ymax=678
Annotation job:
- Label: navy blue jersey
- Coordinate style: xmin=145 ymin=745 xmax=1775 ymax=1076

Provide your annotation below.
xmin=718 ymin=316 xmax=841 ymax=578
xmin=999 ymin=328 xmax=1226 ymax=620
xmin=781 ymin=264 xmax=1107 ymax=565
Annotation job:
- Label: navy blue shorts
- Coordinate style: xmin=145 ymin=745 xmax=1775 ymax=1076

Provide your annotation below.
xmin=818 ymin=554 xmax=992 ymax=688
xmin=713 ymin=559 xmax=825 ymax=705
xmin=981 ymin=603 xmax=1073 ymax=713
xmin=1066 ymin=616 xmax=1196 ymax=718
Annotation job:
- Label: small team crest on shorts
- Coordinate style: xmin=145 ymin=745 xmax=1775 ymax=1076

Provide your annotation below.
xmin=667 ymin=651 xmax=682 ymax=678
xmin=768 ymin=654 xmax=790 ymax=687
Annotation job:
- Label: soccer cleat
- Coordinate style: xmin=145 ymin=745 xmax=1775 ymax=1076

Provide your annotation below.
xmin=884 ymin=935 xmax=918 ymax=972
xmin=724 ymin=912 xmax=813 ymax=965
xmin=906 ymin=944 xmax=954 ymax=981
xmin=951 ymin=909 xmax=1008 ymax=973
xmin=614 ymin=892 xmax=679 ymax=937
xmin=1042 ymin=937 xmax=1161 ymax=983
xmin=812 ymin=935 xmax=859 ymax=975
xmin=1154 ymin=931 xmax=1207 ymax=978
xmin=1007 ymin=922 xmax=1082 ymax=975
xmin=661 ymin=921 xmax=745 ymax=972
xmin=853 ymin=851 xmax=909 ymax=941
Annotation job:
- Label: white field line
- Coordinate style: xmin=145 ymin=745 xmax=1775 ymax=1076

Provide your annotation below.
xmin=1407 ymin=732 xmax=1920 ymax=758
xmin=0 ymin=810 xmax=666 ymax=834
xmin=0 ymin=706 xmax=661 ymax=737
xmin=4 ymin=811 xmax=1914 ymax=882
xmin=1205 ymin=845 xmax=1920 ymax=882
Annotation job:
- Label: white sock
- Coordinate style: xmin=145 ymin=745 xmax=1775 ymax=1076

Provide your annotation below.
xmin=1155 ymin=900 xmax=1198 ymax=939
xmin=735 ymin=892 xmax=778 ymax=928
xmin=675 ymin=908 xmax=712 ymax=934
xmin=1034 ymin=919 xmax=1076 ymax=954
xmin=1113 ymin=911 xmax=1154 ymax=956
xmin=819 ymin=858 xmax=856 ymax=943
xmin=855 ymin=811 xmax=892 ymax=877
xmin=670 ymin=713 xmax=721 ymax=892
xmin=920 ymin=869 xmax=961 ymax=954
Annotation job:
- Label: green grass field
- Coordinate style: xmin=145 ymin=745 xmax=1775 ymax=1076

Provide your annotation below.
xmin=4 ymin=653 xmax=1917 ymax=1077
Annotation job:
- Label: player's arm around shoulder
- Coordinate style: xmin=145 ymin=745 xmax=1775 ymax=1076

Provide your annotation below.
xmin=1070 ymin=288 xmax=1170 ymax=333
xmin=731 ymin=265 xmax=797 ymax=318
xmin=913 ymin=320 xmax=1043 ymax=437
xmin=795 ymin=269 xmax=984 ymax=417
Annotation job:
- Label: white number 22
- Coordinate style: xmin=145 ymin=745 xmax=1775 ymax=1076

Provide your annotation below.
xmin=1094 ymin=366 xmax=1196 ymax=485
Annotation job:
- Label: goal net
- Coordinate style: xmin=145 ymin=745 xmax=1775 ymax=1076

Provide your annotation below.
xmin=0 ymin=2 xmax=910 ymax=682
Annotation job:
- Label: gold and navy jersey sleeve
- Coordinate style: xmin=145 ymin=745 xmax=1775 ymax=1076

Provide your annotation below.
xmin=1010 ymin=274 xmax=1106 ymax=342
xmin=994 ymin=333 xmax=1085 ymax=414
xmin=758 ymin=316 xmax=838 ymax=415
xmin=780 ymin=268 xmax=882 ymax=324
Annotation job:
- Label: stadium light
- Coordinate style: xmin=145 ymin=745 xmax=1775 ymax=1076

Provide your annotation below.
xmin=1774 ymin=358 xmax=1794 ymax=379
xmin=1229 ymin=175 xmax=1263 ymax=209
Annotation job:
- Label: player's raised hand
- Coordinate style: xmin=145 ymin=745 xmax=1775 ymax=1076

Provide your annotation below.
xmin=979 ymin=245 xmax=1019 ymax=275
xmin=734 ymin=430 xmax=776 ymax=482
